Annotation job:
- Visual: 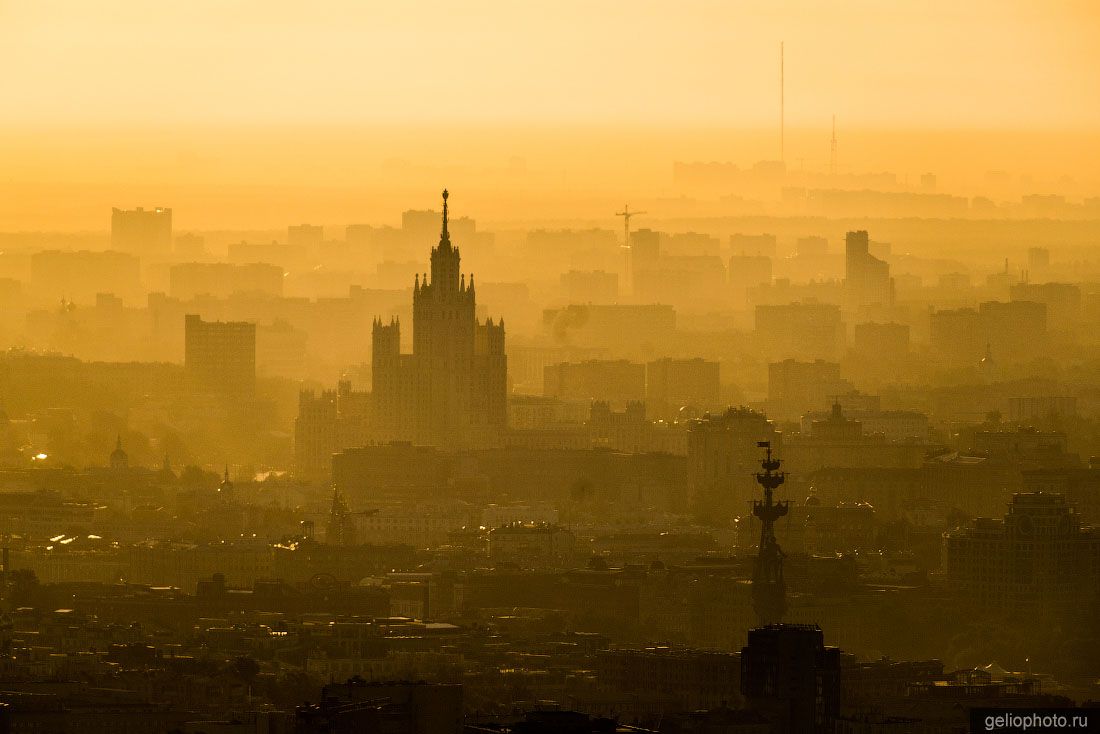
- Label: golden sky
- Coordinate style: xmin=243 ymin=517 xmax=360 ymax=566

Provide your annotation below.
xmin=1 ymin=1 xmax=1098 ymax=230
xmin=3 ymin=0 xmax=1098 ymax=128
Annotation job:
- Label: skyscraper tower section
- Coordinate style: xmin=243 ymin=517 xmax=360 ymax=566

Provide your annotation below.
xmin=751 ymin=441 xmax=789 ymax=626
xmin=844 ymin=230 xmax=893 ymax=307
xmin=371 ymin=190 xmax=507 ymax=449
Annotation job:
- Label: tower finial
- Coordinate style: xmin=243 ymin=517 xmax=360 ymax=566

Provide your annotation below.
xmin=751 ymin=441 xmax=788 ymax=625
xmin=440 ymin=188 xmax=450 ymax=245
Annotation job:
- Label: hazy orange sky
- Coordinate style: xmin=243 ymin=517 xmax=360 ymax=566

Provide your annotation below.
xmin=1 ymin=1 xmax=1099 ymax=230
xmin=4 ymin=0 xmax=1098 ymax=127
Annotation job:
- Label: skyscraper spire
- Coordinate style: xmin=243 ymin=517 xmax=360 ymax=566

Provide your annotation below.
xmin=440 ymin=188 xmax=450 ymax=247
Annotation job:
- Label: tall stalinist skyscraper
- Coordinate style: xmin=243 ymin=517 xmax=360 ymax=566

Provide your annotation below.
xmin=372 ymin=190 xmax=507 ymax=449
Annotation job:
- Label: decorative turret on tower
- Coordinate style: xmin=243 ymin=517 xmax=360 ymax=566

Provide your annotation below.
xmin=109 ymin=436 xmax=129 ymax=471
xmin=751 ymin=441 xmax=789 ymax=626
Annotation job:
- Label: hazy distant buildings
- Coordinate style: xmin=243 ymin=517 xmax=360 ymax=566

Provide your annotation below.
xmin=1009 ymin=282 xmax=1081 ymax=330
xmin=755 ymin=303 xmax=844 ymax=361
xmin=634 ymin=254 xmax=726 ymax=305
xmin=31 ymin=250 xmax=141 ymax=303
xmin=784 ymin=403 xmax=928 ymax=474
xmin=1028 ymin=246 xmax=1051 ymax=272
xmin=630 ymin=228 xmax=661 ymax=278
xmin=543 ymin=304 xmax=676 ymax=351
xmin=930 ymin=300 xmax=1048 ymax=365
xmin=728 ymin=254 xmax=772 ymax=301
xmin=174 ymin=232 xmax=206 ymax=259
xmin=980 ymin=300 xmax=1047 ymax=360
xmin=332 ymin=442 xmax=449 ymax=499
xmin=929 ymin=307 xmax=982 ymax=365
xmin=184 ymin=314 xmax=256 ymax=397
xmin=730 ymin=233 xmax=777 ymax=257
xmin=687 ymin=407 xmax=781 ymax=516
xmin=404 ymin=207 xmax=478 ymax=245
xmin=588 ymin=400 xmax=643 ymax=452
xmin=0 ymin=491 xmax=96 ymax=541
xmin=796 ymin=236 xmax=828 ymax=257
xmin=507 ymin=395 xmax=589 ymax=430
xmin=767 ymin=359 xmax=853 ymax=421
xmin=972 ymin=426 xmax=1070 ymax=466
xmin=945 ymin=492 xmax=1100 ymax=616
xmin=507 ymin=344 xmax=609 ymax=396
xmin=170 ymin=262 xmax=284 ymax=299
xmin=1007 ymin=396 xmax=1077 ymax=426
xmin=1023 ymin=466 xmax=1100 ymax=526
xmin=544 ymin=360 xmax=646 ymax=407
xmin=227 ymin=241 xmax=299 ymax=269
xmin=560 ymin=269 xmax=618 ymax=303
xmin=646 ymin=357 xmax=720 ymax=419
xmin=798 ymin=188 xmax=969 ymax=218
xmin=256 ymin=319 xmax=309 ymax=378
xmin=664 ymin=231 xmax=721 ymax=257
xmin=801 ymin=405 xmax=928 ymax=443
xmin=288 ymin=223 xmax=324 ymax=248
xmin=623 ymin=229 xmax=728 ymax=304
xmin=371 ymin=191 xmax=507 ymax=449
xmin=852 ymin=321 xmax=909 ymax=360
xmin=488 ymin=522 xmax=575 ymax=567
xmin=111 ymin=207 xmax=171 ymax=254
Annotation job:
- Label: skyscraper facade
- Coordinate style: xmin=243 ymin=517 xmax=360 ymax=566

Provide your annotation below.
xmin=372 ymin=191 xmax=507 ymax=449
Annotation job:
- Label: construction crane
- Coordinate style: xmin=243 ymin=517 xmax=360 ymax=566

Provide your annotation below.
xmin=615 ymin=204 xmax=646 ymax=248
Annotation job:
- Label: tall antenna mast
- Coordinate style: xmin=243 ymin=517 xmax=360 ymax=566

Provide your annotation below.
xmin=780 ymin=42 xmax=785 ymax=165
xmin=829 ymin=114 xmax=837 ymax=176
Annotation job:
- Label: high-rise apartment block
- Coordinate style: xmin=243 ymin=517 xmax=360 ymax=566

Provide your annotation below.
xmin=844 ymin=230 xmax=892 ymax=307
xmin=111 ymin=207 xmax=172 ymax=254
xmin=184 ymin=314 xmax=256 ymax=397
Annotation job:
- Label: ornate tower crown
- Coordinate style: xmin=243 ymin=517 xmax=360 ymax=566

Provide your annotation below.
xmin=439 ymin=188 xmax=450 ymax=247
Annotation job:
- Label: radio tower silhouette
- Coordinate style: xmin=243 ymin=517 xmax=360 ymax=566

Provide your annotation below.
xmin=751 ymin=441 xmax=789 ymax=625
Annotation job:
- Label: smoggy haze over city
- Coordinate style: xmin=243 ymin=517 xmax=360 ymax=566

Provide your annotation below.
xmin=0 ymin=2 xmax=1099 ymax=732
xmin=2 ymin=1 xmax=1100 ymax=229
